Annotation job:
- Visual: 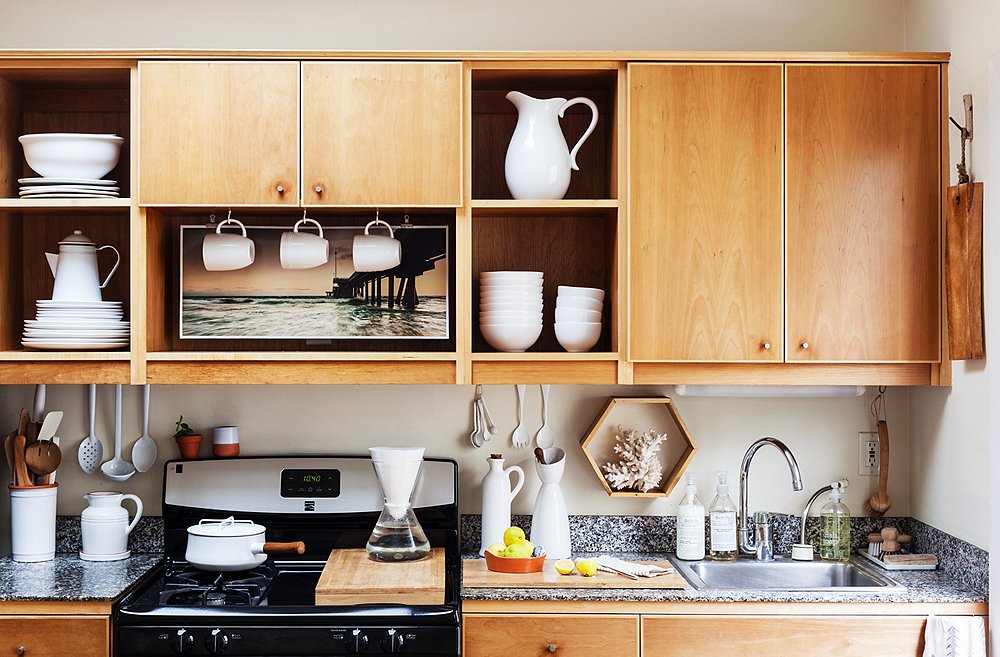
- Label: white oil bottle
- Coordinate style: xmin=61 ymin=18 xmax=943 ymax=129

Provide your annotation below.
xmin=709 ymin=470 xmax=738 ymax=560
xmin=676 ymin=473 xmax=705 ymax=560
xmin=820 ymin=483 xmax=851 ymax=561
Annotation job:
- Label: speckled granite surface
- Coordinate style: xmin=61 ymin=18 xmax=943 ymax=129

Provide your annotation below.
xmin=0 ymin=554 xmax=162 ymax=602
xmin=55 ymin=515 xmax=164 ymax=554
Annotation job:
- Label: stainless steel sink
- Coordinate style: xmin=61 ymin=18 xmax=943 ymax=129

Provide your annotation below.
xmin=672 ymin=556 xmax=905 ymax=592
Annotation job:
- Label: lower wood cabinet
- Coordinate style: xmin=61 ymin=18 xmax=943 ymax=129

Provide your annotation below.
xmin=0 ymin=616 xmax=109 ymax=657
xmin=463 ymin=613 xmax=640 ymax=657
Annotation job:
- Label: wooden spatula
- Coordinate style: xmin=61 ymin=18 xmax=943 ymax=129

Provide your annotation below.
xmin=865 ymin=420 xmax=891 ymax=516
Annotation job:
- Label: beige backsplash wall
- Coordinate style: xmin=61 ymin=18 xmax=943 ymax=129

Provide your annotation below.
xmin=0 ymin=384 xmax=910 ymax=523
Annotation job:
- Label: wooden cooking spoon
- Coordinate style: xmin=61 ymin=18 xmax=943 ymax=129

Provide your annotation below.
xmin=12 ymin=434 xmax=32 ymax=488
xmin=865 ymin=420 xmax=891 ymax=516
xmin=3 ymin=431 xmax=16 ymax=482
xmin=25 ymin=440 xmax=62 ymax=481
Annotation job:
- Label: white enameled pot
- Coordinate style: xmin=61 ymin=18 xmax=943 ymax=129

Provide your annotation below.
xmin=185 ymin=517 xmax=305 ymax=571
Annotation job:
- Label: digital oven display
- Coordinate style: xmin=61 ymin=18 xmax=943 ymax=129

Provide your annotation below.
xmin=280 ymin=469 xmax=341 ymax=498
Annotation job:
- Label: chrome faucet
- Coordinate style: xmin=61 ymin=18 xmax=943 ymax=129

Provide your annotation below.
xmin=739 ymin=437 xmax=803 ymax=559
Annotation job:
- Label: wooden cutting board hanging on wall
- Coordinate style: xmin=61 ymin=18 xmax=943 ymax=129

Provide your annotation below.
xmin=944 ymin=181 xmax=985 ymax=360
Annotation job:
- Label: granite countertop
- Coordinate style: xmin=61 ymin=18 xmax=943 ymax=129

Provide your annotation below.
xmin=461 ymin=553 xmax=988 ymax=605
xmin=0 ymin=554 xmax=163 ymax=602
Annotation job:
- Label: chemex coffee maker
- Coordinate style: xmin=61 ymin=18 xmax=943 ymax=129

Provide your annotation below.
xmin=366 ymin=446 xmax=431 ymax=561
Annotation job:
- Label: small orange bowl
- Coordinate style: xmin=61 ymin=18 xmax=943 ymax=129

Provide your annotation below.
xmin=484 ymin=550 xmax=545 ymax=573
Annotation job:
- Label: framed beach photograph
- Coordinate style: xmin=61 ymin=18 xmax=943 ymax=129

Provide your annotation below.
xmin=179 ymin=224 xmax=450 ymax=340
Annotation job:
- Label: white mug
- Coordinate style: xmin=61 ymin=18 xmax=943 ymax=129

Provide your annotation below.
xmin=352 ymin=218 xmax=401 ymax=272
xmin=280 ymin=217 xmax=329 ymax=270
xmin=203 ymin=218 xmax=255 ymax=271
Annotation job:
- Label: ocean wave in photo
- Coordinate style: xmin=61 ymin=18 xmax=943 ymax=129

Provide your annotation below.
xmin=181 ymin=296 xmax=448 ymax=338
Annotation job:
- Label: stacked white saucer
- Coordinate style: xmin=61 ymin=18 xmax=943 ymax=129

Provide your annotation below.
xmin=18 ymin=177 xmax=120 ymax=199
xmin=555 ymin=285 xmax=604 ymax=352
xmin=479 ymin=271 xmax=543 ymax=352
xmin=22 ymin=300 xmax=129 ymax=350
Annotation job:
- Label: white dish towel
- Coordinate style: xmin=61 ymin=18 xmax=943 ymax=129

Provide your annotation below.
xmin=922 ymin=615 xmax=987 ymax=657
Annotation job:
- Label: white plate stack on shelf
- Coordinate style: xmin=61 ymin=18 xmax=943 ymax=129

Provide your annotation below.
xmin=22 ymin=300 xmax=129 ymax=350
xmin=555 ymin=285 xmax=604 ymax=352
xmin=479 ymin=271 xmax=544 ymax=352
xmin=17 ymin=133 xmax=124 ymax=198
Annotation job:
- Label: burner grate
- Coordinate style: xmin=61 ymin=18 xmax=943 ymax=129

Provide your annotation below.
xmin=157 ymin=565 xmax=275 ymax=607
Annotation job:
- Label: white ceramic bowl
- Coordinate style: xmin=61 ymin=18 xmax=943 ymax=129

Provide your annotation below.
xmin=481 ymin=301 xmax=544 ymax=313
xmin=480 ymin=322 xmax=543 ymax=352
xmin=480 ymin=292 xmax=544 ymax=304
xmin=480 ymin=283 xmax=544 ymax=293
xmin=19 ymin=133 xmax=124 ymax=179
xmin=557 ymin=285 xmax=605 ymax=303
xmin=480 ymin=271 xmax=544 ymax=281
xmin=555 ymin=307 xmax=602 ymax=323
xmin=555 ymin=296 xmax=603 ymax=312
xmin=480 ymin=313 xmax=543 ymax=323
xmin=554 ymin=321 xmax=603 ymax=353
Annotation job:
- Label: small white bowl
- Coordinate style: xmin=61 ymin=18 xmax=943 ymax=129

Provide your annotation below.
xmin=19 ymin=133 xmax=124 ymax=179
xmin=480 ymin=292 xmax=544 ymax=304
xmin=554 ymin=321 xmax=603 ymax=353
xmin=555 ymin=296 xmax=602 ymax=312
xmin=557 ymin=285 xmax=605 ymax=303
xmin=481 ymin=283 xmax=544 ymax=292
xmin=480 ymin=271 xmax=544 ymax=281
xmin=480 ymin=323 xmax=543 ymax=352
xmin=555 ymin=307 xmax=602 ymax=323
xmin=481 ymin=301 xmax=544 ymax=313
xmin=480 ymin=313 xmax=543 ymax=323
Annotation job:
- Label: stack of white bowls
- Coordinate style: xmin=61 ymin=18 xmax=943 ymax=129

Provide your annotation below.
xmin=479 ymin=271 xmax=544 ymax=352
xmin=555 ymin=285 xmax=604 ymax=352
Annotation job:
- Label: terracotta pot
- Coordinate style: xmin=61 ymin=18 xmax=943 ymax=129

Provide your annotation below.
xmin=213 ymin=443 xmax=240 ymax=458
xmin=175 ymin=434 xmax=202 ymax=459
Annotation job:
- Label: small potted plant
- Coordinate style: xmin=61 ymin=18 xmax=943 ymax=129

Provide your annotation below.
xmin=173 ymin=415 xmax=202 ymax=459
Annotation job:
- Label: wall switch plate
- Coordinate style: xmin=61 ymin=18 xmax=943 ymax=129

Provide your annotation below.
xmin=858 ymin=431 xmax=879 ymax=476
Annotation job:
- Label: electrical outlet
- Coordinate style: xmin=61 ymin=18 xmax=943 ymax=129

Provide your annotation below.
xmin=858 ymin=431 xmax=879 ymax=476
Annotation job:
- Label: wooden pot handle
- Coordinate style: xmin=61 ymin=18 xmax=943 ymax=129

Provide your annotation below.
xmin=263 ymin=541 xmax=306 ymax=555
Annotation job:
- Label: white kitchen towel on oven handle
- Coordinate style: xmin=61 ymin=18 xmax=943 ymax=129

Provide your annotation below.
xmin=922 ymin=615 xmax=986 ymax=657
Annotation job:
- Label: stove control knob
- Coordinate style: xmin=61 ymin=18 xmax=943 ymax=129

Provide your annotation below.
xmin=381 ymin=629 xmax=404 ymax=653
xmin=205 ymin=629 xmax=230 ymax=654
xmin=347 ymin=629 xmax=369 ymax=653
xmin=172 ymin=629 xmax=195 ymax=654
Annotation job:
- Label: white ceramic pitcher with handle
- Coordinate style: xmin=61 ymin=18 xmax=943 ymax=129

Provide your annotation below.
xmin=80 ymin=491 xmax=142 ymax=560
xmin=46 ymin=230 xmax=120 ymax=302
xmin=504 ymin=91 xmax=599 ymax=200
xmin=479 ymin=455 xmax=524 ymax=555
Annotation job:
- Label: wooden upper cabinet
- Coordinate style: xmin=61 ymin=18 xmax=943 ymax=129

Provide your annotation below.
xmin=301 ymin=62 xmax=462 ymax=206
xmin=786 ymin=65 xmax=941 ymax=362
xmin=138 ymin=61 xmax=300 ymax=206
xmin=629 ymin=64 xmax=783 ymax=361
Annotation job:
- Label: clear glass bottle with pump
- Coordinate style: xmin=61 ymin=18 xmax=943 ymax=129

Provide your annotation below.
xmin=819 ymin=483 xmax=851 ymax=562
xmin=676 ymin=473 xmax=705 ymax=561
xmin=709 ymin=470 xmax=738 ymax=560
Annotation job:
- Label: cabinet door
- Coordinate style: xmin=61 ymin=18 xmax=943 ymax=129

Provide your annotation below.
xmin=301 ymin=62 xmax=462 ymax=206
xmin=629 ymin=64 xmax=783 ymax=361
xmin=642 ymin=615 xmax=927 ymax=657
xmin=139 ymin=61 xmax=299 ymax=205
xmin=0 ymin=616 xmax=108 ymax=657
xmin=464 ymin=614 xmax=639 ymax=657
xmin=786 ymin=65 xmax=940 ymax=362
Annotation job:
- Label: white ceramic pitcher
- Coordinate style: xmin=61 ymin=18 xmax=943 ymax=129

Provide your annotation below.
xmin=479 ymin=455 xmax=524 ymax=555
xmin=46 ymin=230 xmax=120 ymax=302
xmin=504 ymin=91 xmax=599 ymax=200
xmin=80 ymin=491 xmax=142 ymax=560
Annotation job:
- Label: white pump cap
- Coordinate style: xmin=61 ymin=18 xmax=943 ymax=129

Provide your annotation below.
xmin=684 ymin=473 xmax=697 ymax=494
xmin=716 ymin=470 xmax=729 ymax=493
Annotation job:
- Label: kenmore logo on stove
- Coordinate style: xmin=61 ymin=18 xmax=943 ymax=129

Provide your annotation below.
xmin=304 ymin=500 xmax=315 ymax=512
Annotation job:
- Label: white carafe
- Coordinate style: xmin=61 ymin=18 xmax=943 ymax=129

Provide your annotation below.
xmin=479 ymin=455 xmax=524 ymax=555
xmin=529 ymin=447 xmax=571 ymax=559
xmin=46 ymin=230 xmax=121 ymax=302
xmin=80 ymin=491 xmax=142 ymax=561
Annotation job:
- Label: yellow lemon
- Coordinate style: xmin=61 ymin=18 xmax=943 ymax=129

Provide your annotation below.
xmin=519 ymin=539 xmax=534 ymax=552
xmin=503 ymin=526 xmax=526 ymax=546
xmin=576 ymin=559 xmax=598 ymax=577
xmin=554 ymin=559 xmax=576 ymax=575
xmin=486 ymin=542 xmax=506 ymax=557
xmin=504 ymin=542 xmax=532 ymax=558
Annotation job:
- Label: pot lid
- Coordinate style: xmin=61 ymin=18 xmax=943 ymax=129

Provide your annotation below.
xmin=188 ymin=516 xmax=265 ymax=537
xmin=58 ymin=230 xmax=96 ymax=246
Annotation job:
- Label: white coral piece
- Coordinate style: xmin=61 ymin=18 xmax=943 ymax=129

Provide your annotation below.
xmin=601 ymin=425 xmax=668 ymax=493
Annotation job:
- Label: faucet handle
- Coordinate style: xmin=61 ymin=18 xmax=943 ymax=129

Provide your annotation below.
xmin=754 ymin=511 xmax=771 ymax=525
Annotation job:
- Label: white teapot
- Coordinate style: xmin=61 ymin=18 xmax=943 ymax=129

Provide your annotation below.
xmin=46 ymin=230 xmax=120 ymax=302
xmin=80 ymin=491 xmax=142 ymax=560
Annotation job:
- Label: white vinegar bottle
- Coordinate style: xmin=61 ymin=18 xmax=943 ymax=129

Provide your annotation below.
xmin=709 ymin=470 xmax=738 ymax=560
xmin=676 ymin=473 xmax=705 ymax=560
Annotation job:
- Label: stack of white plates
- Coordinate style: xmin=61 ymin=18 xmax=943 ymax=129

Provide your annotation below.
xmin=555 ymin=286 xmax=604 ymax=352
xmin=22 ymin=300 xmax=129 ymax=350
xmin=18 ymin=177 xmax=120 ymax=199
xmin=479 ymin=271 xmax=544 ymax=352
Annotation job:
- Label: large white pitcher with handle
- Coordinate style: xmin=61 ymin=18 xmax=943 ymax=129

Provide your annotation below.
xmin=504 ymin=91 xmax=599 ymax=200
xmin=80 ymin=491 xmax=143 ymax=560
xmin=479 ymin=455 xmax=524 ymax=555
xmin=46 ymin=230 xmax=120 ymax=302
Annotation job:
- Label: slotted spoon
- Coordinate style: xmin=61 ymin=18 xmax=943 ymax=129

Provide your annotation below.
xmin=77 ymin=383 xmax=104 ymax=474
xmin=534 ymin=384 xmax=554 ymax=449
xmin=511 ymin=384 xmax=529 ymax=448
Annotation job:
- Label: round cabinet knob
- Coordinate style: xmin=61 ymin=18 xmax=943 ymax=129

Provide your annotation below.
xmin=547 ymin=644 xmax=558 ymax=653
xmin=381 ymin=629 xmax=404 ymax=654
xmin=205 ymin=629 xmax=229 ymax=654
xmin=314 ymin=185 xmax=324 ymax=194
xmin=346 ymin=629 xmax=369 ymax=654
xmin=172 ymin=629 xmax=195 ymax=654
xmin=16 ymin=648 xmax=24 ymax=656
xmin=800 ymin=341 xmax=810 ymax=350
xmin=276 ymin=184 xmax=285 ymax=194
xmin=761 ymin=341 xmax=772 ymax=351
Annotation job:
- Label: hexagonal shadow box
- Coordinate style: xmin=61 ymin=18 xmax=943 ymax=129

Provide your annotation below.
xmin=579 ymin=397 xmax=697 ymax=498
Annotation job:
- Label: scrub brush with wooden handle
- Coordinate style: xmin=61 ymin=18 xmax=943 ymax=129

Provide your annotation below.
xmin=865 ymin=420 xmax=891 ymax=516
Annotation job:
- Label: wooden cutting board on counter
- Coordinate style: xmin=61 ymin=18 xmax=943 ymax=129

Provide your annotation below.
xmin=463 ymin=559 xmax=687 ymax=589
xmin=315 ymin=548 xmax=445 ymax=605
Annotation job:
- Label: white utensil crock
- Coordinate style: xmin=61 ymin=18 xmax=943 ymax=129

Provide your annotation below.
xmin=81 ymin=491 xmax=143 ymax=559
xmin=529 ymin=448 xmax=571 ymax=559
xmin=10 ymin=484 xmax=57 ymax=562
xmin=479 ymin=455 xmax=524 ymax=555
